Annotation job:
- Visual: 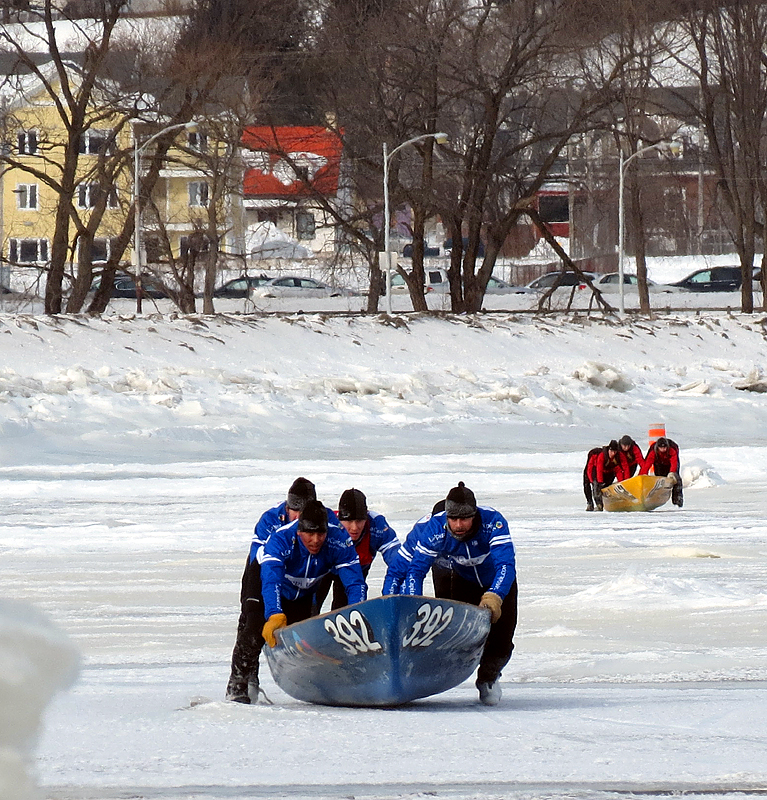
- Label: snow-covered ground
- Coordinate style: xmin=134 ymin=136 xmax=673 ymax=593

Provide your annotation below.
xmin=2 ymin=308 xmax=767 ymax=800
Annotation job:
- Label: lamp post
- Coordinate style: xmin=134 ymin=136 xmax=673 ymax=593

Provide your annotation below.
xmin=382 ymin=131 xmax=448 ymax=315
xmin=617 ymin=139 xmax=675 ymax=315
xmin=133 ymin=120 xmax=197 ymax=313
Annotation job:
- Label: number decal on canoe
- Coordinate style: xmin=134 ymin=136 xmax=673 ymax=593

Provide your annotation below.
xmin=324 ymin=609 xmax=383 ymax=656
xmin=402 ymin=603 xmax=454 ymax=648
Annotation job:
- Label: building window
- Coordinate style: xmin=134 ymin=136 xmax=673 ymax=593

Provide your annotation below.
xmin=9 ymin=238 xmax=49 ymax=263
xmin=538 ymin=194 xmax=569 ymax=223
xmin=84 ymin=237 xmax=119 ymax=263
xmin=77 ymin=183 xmax=118 ymax=209
xmin=78 ymin=129 xmax=114 ymax=155
xmin=295 ymin=210 xmax=316 ymax=240
xmin=188 ymin=131 xmax=208 ymax=153
xmin=17 ymin=130 xmax=38 ymax=155
xmin=180 ymin=234 xmax=210 ymax=257
xmin=188 ymin=181 xmax=209 ymax=207
xmin=15 ymin=184 xmax=38 ymax=209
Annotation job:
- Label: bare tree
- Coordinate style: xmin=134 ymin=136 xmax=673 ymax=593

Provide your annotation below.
xmin=0 ymin=0 xmax=133 ymax=314
xmin=667 ymin=2 xmax=767 ymax=312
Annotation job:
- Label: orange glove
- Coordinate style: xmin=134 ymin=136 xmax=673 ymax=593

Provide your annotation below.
xmin=479 ymin=591 xmax=503 ymax=624
xmin=262 ymin=613 xmax=287 ymax=647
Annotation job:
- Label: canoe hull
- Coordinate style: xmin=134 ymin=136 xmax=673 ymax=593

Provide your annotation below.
xmin=601 ymin=474 xmax=675 ymax=512
xmin=264 ymin=595 xmax=491 ymax=707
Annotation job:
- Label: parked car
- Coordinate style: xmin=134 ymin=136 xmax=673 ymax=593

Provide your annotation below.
xmin=525 ymin=271 xmax=596 ymax=292
xmin=594 ymin=273 xmax=679 ymax=294
xmin=670 ymin=265 xmax=760 ymax=292
xmin=389 ymin=268 xmax=449 ymax=294
xmin=484 ymin=276 xmax=533 ymax=294
xmin=90 ymin=273 xmax=168 ymax=299
xmin=211 ymin=275 xmax=271 ymax=298
xmin=250 ymin=276 xmax=357 ymax=299
xmin=402 ymin=243 xmax=441 ymax=258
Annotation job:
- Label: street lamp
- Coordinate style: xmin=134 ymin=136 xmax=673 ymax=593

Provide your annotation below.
xmin=617 ymin=139 xmax=677 ymax=314
xmin=133 ymin=120 xmax=197 ymax=313
xmin=382 ymin=131 xmax=448 ymax=314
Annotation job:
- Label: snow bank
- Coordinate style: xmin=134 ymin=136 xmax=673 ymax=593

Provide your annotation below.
xmin=0 ymin=601 xmax=79 ymax=800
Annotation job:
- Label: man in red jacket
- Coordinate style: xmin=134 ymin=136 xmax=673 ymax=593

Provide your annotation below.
xmin=642 ymin=437 xmax=683 ymax=507
xmin=591 ymin=440 xmax=630 ymax=511
xmin=619 ymin=434 xmax=645 ymax=476
xmin=583 ymin=446 xmax=603 ymax=511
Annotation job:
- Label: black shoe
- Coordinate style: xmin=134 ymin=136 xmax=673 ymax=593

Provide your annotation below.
xmin=586 ymin=502 xmax=594 ymax=512
xmin=226 ymin=676 xmax=251 ymax=704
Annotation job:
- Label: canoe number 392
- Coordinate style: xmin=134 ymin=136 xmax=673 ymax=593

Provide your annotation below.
xmin=324 ymin=610 xmax=383 ymax=656
xmin=402 ymin=603 xmax=454 ymax=648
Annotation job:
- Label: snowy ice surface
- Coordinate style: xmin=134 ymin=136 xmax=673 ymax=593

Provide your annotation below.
xmin=1 ymin=308 xmax=767 ymax=800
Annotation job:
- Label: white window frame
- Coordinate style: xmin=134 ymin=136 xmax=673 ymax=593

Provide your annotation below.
xmin=15 ymin=183 xmax=38 ymax=209
xmin=77 ymin=183 xmax=118 ymax=209
xmin=188 ymin=131 xmax=208 ymax=153
xmin=188 ymin=181 xmax=209 ymax=207
xmin=79 ymin=129 xmax=114 ymax=156
xmin=9 ymin=238 xmax=49 ymax=263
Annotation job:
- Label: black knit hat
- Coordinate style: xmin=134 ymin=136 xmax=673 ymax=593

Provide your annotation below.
xmin=445 ymin=481 xmax=477 ymax=519
xmin=608 ymin=439 xmax=619 ymax=451
xmin=286 ymin=477 xmax=316 ymax=511
xmin=298 ymin=500 xmax=328 ymax=533
xmin=338 ymin=488 xmax=367 ymax=521
xmin=656 ymin=437 xmax=669 ymax=448
xmin=619 ymin=435 xmax=633 ymax=448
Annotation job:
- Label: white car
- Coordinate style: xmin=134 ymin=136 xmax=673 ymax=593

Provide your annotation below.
xmin=485 ymin=276 xmax=532 ymax=294
xmin=250 ymin=276 xmax=357 ymax=299
xmin=389 ymin=268 xmax=449 ymax=294
xmin=594 ymin=273 xmax=679 ymax=293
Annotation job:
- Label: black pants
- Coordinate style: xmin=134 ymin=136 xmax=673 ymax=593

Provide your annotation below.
xmin=653 ymin=466 xmax=684 ymax=505
xmin=582 ymin=468 xmax=595 ymax=505
xmin=433 ymin=568 xmax=518 ymax=685
xmin=228 ymin=557 xmax=314 ymax=689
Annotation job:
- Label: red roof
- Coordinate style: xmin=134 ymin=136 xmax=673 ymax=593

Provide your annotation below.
xmin=241 ymin=126 xmax=342 ymax=198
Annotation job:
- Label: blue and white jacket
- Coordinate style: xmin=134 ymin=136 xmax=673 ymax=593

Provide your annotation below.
xmin=260 ymin=519 xmax=367 ymax=618
xmin=248 ymin=501 xmax=339 ymax=564
xmin=384 ymin=507 xmax=516 ymax=599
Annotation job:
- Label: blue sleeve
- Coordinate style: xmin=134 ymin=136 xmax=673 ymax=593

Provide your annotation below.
xmin=370 ymin=514 xmax=400 ymax=566
xmin=403 ymin=517 xmax=444 ymax=596
xmin=382 ymin=548 xmax=408 ymax=595
xmin=249 ymin=505 xmax=282 ymax=563
xmin=259 ymin=526 xmax=291 ymax=617
xmin=485 ymin=511 xmax=517 ymax=598
xmin=329 ymin=529 xmax=367 ymax=605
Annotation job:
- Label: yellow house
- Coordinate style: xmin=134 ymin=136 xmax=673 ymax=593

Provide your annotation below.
xmin=0 ymin=64 xmax=242 ymax=293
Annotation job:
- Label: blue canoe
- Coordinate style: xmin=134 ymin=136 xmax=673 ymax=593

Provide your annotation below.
xmin=264 ymin=595 xmax=491 ymax=707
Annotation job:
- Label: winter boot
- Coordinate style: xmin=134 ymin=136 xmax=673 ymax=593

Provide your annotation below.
xmin=586 ymin=501 xmax=595 ymax=512
xmin=476 ymin=679 xmax=502 ymax=706
xmin=672 ymin=487 xmax=684 ymax=507
xmin=226 ymin=675 xmax=250 ymax=704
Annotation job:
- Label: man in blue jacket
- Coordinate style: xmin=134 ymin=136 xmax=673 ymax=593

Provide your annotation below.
xmin=226 ymin=477 xmax=322 ymax=704
xmin=261 ymin=500 xmax=367 ymax=646
xmin=314 ymin=488 xmax=399 ymax=612
xmin=383 ymin=482 xmax=517 ymax=706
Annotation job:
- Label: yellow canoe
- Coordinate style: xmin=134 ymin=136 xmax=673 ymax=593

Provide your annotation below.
xmin=601 ymin=474 xmax=675 ymax=512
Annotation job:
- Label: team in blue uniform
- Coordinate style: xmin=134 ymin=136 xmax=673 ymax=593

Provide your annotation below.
xmin=227 ymin=478 xmax=518 ymax=708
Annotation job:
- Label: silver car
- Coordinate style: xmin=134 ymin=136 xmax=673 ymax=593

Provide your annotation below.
xmin=594 ymin=273 xmax=679 ymax=293
xmin=250 ymin=276 xmax=357 ymax=299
